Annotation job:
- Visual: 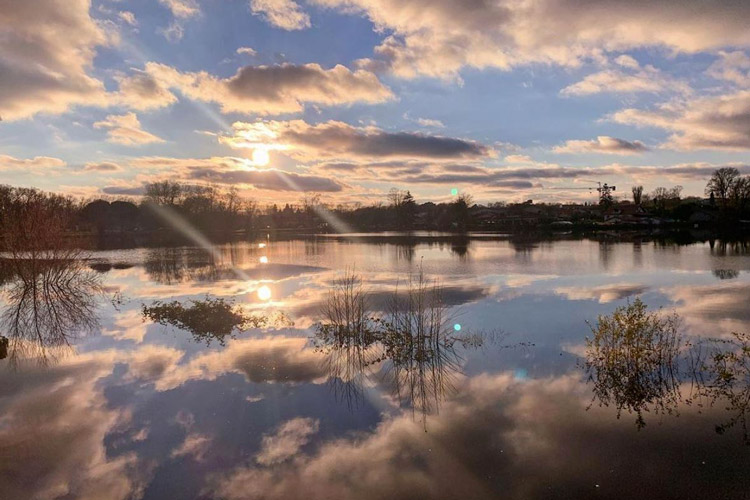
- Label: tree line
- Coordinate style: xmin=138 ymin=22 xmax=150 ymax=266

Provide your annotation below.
xmin=1 ymin=168 xmax=749 ymax=251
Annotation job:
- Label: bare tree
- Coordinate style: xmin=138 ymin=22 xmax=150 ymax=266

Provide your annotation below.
xmin=705 ymin=167 xmax=740 ymax=208
xmin=144 ymin=180 xmax=183 ymax=206
xmin=632 ymin=185 xmax=644 ymax=206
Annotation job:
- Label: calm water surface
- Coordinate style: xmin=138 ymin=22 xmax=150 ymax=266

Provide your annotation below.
xmin=2 ymin=234 xmax=750 ymax=499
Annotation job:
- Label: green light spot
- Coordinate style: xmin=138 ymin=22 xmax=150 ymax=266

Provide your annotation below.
xmin=451 ymin=188 xmax=458 ymax=196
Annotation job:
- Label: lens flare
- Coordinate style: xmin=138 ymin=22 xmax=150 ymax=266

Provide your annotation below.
xmin=259 ymin=256 xmax=268 ymax=264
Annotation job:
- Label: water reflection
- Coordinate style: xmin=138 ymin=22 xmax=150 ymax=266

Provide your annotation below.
xmin=713 ymin=269 xmax=740 ymax=280
xmin=313 ymin=272 xmax=471 ymax=425
xmin=584 ymin=298 xmax=750 ymax=443
xmin=142 ymin=297 xmax=270 ymax=345
xmin=0 ymin=255 xmax=102 ymax=365
xmin=690 ymin=332 xmax=750 ymax=444
xmin=0 ymin=236 xmax=749 ymax=499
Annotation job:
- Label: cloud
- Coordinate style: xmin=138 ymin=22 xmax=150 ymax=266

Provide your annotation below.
xmin=553 ymin=136 xmax=649 ymax=155
xmin=144 ymin=62 xmax=392 ymax=115
xmin=158 ymin=0 xmax=200 ymax=19
xmin=102 ymin=185 xmax=147 ymax=196
xmin=0 ymin=356 xmax=144 ymax=500
xmin=99 ymin=155 xmax=344 ymax=194
xmin=158 ymin=21 xmax=186 ymax=42
xmin=561 ymin=65 xmax=686 ymax=96
xmin=171 ymin=433 xmax=212 ymax=462
xmin=84 ymin=162 xmax=124 ymax=172
xmin=665 ymin=282 xmax=750 ymax=337
xmin=416 ymin=117 xmax=445 ymax=128
xmin=117 ymin=11 xmax=138 ymax=27
xmin=188 ymin=167 xmax=345 ymax=192
xmin=221 ymin=120 xmax=491 ymax=161
xmin=250 ymin=0 xmax=311 ymax=30
xmin=707 ymin=51 xmax=750 ymax=87
xmin=211 ymin=373 xmax=750 ymax=500
xmin=256 ymin=418 xmax=320 ymax=466
xmin=0 ymin=155 xmax=66 ymax=171
xmin=614 ymin=54 xmax=640 ymax=69
xmin=154 ymin=337 xmax=327 ymax=390
xmin=237 ymin=46 xmax=258 ymax=56
xmin=555 ymin=283 xmax=649 ymax=303
xmin=311 ymin=0 xmax=750 ymax=79
xmin=94 ymin=113 xmax=165 ymax=146
xmin=0 ymin=0 xmax=111 ymax=120
xmin=612 ymin=91 xmax=750 ymax=150
xmin=114 ymin=70 xmax=178 ymax=111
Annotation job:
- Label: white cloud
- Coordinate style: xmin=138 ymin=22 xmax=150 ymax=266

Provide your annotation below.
xmin=118 ymin=11 xmax=138 ymax=27
xmin=416 ymin=117 xmax=445 ymax=128
xmin=256 ymin=418 xmax=320 ymax=466
xmin=158 ymin=0 xmax=200 ymax=19
xmin=312 ymin=0 xmax=750 ymax=79
xmin=158 ymin=20 xmax=186 ymax=42
xmin=707 ymin=51 xmax=750 ymax=87
xmin=0 ymin=155 xmax=66 ymax=171
xmin=94 ymin=113 xmax=165 ymax=146
xmin=0 ymin=0 xmax=112 ymax=120
xmin=237 ymin=46 xmax=258 ymax=56
xmin=561 ymin=65 xmax=686 ymax=96
xmin=612 ymin=91 xmax=750 ymax=150
xmin=614 ymin=54 xmax=640 ymax=69
xmin=250 ymin=0 xmax=311 ymax=30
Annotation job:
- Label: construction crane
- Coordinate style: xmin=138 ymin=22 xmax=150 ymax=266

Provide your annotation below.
xmin=548 ymin=181 xmax=617 ymax=206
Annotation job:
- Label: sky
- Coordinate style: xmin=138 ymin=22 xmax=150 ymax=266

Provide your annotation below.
xmin=2 ymin=0 xmax=750 ymax=205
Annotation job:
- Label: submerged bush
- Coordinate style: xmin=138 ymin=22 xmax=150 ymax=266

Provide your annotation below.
xmin=314 ymin=270 xmax=461 ymax=423
xmin=584 ymin=298 xmax=683 ymax=428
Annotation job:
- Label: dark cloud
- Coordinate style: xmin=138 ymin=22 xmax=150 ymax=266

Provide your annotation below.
xmin=102 ymin=186 xmax=147 ymax=196
xmin=145 ymin=62 xmax=392 ymax=115
xmin=554 ymin=136 xmax=650 ymax=155
xmin=188 ymin=168 xmax=345 ymax=192
xmin=222 ymin=120 xmax=492 ymax=161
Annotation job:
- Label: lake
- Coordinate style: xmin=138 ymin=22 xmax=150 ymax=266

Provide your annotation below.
xmin=1 ymin=233 xmax=749 ymax=500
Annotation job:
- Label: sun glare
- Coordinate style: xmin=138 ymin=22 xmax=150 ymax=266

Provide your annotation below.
xmin=252 ymin=148 xmax=270 ymax=166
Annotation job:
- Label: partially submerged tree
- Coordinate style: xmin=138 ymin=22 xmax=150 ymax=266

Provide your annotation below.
xmin=584 ymin=298 xmax=683 ymax=428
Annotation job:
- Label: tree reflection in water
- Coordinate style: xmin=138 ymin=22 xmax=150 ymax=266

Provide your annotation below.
xmin=314 ymin=271 xmax=467 ymax=427
xmin=585 ymin=298 xmax=750 ymax=443
xmin=0 ymin=253 xmax=102 ymax=365
xmin=689 ymin=332 xmax=750 ymax=444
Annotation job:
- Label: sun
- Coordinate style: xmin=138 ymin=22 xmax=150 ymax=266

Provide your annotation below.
xmin=252 ymin=148 xmax=270 ymax=166
xmin=257 ymin=285 xmax=272 ymax=301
